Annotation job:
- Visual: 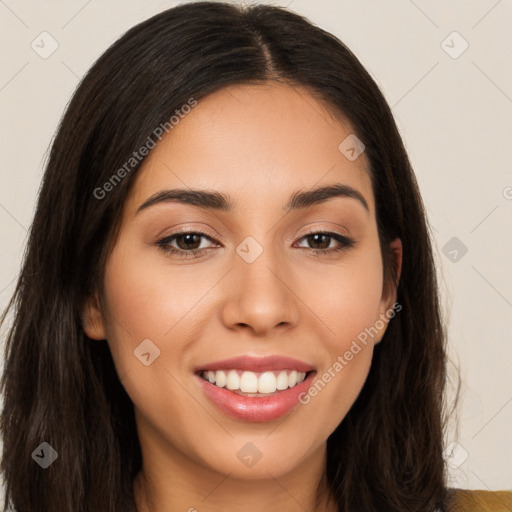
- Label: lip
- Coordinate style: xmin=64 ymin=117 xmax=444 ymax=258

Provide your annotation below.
xmin=194 ymin=355 xmax=315 ymax=373
xmin=195 ymin=356 xmax=317 ymax=422
xmin=196 ymin=371 xmax=316 ymax=422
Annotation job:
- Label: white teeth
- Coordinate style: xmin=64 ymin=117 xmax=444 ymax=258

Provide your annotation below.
xmin=258 ymin=371 xmax=276 ymax=393
xmin=226 ymin=370 xmax=240 ymax=390
xmin=276 ymin=371 xmax=289 ymax=390
xmin=201 ymin=369 xmax=309 ymax=394
xmin=215 ymin=370 xmax=226 ymax=388
xmin=240 ymin=371 xmax=258 ymax=393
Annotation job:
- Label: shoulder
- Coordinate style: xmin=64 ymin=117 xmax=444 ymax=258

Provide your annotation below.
xmin=444 ymin=488 xmax=512 ymax=511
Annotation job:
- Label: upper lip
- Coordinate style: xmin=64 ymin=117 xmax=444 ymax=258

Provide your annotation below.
xmin=195 ymin=355 xmax=315 ymax=373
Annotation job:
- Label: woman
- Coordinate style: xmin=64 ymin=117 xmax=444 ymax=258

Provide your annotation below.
xmin=1 ymin=2 xmax=510 ymax=511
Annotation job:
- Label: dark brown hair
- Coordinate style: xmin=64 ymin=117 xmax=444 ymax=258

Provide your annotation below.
xmin=1 ymin=2 xmax=448 ymax=510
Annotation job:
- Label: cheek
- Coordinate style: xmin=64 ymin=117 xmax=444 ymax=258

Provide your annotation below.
xmin=297 ymin=237 xmax=385 ymax=345
xmin=302 ymin=345 xmax=373 ymax=444
xmin=99 ymin=246 xmax=215 ymax=451
xmin=100 ymin=242 xmax=211 ymax=359
xmin=294 ymin=241 xmax=384 ymax=432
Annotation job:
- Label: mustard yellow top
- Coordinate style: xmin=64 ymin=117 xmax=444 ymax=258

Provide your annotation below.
xmin=445 ymin=489 xmax=512 ymax=511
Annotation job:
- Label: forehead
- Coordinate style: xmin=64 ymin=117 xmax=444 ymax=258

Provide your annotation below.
xmin=125 ymin=82 xmax=373 ymax=215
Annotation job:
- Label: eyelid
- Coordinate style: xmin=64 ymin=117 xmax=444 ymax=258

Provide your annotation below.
xmin=292 ymin=221 xmax=351 ymax=238
xmin=298 ymin=226 xmax=347 ymax=238
xmin=155 ymin=222 xmax=221 ymax=238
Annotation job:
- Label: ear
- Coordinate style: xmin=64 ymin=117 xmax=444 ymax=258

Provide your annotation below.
xmin=81 ymin=291 xmax=107 ymax=340
xmin=374 ymin=237 xmax=402 ymax=344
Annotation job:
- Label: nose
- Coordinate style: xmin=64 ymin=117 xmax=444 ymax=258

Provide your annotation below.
xmin=220 ymin=244 xmax=300 ymax=337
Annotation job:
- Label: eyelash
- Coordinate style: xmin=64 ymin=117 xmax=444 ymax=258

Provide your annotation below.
xmin=155 ymin=229 xmax=356 ymax=259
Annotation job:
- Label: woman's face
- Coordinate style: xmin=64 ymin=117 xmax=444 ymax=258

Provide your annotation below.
xmin=84 ymin=82 xmax=401 ymax=481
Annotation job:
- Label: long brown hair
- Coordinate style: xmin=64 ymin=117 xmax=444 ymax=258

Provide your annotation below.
xmin=1 ymin=2 xmax=448 ymax=510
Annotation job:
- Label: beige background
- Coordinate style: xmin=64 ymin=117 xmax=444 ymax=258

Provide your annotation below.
xmin=0 ymin=0 xmax=511 ymax=495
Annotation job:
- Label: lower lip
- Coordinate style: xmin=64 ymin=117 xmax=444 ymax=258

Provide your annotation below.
xmin=196 ymin=371 xmax=316 ymax=422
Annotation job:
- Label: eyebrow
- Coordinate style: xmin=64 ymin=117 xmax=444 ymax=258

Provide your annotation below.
xmin=136 ymin=183 xmax=369 ymax=215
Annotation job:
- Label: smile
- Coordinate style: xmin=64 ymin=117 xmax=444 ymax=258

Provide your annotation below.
xmin=200 ymin=369 xmax=308 ymax=396
xmin=195 ymin=355 xmax=316 ymax=422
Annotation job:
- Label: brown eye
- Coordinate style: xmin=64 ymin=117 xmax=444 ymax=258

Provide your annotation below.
xmin=173 ymin=233 xmax=203 ymax=250
xmin=304 ymin=233 xmax=331 ymax=250
xmin=156 ymin=230 xmax=218 ymax=258
xmin=295 ymin=231 xmax=355 ymax=254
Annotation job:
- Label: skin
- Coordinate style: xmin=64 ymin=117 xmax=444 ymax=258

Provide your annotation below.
xmin=83 ymin=81 xmax=402 ymax=512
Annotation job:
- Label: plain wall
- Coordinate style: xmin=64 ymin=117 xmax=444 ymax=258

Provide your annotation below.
xmin=0 ymin=0 xmax=511 ymax=498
